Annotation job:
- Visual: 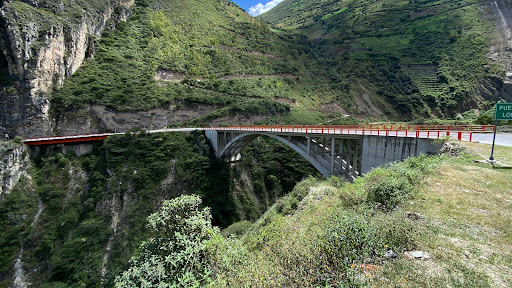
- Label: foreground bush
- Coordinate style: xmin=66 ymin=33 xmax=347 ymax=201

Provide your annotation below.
xmin=321 ymin=212 xmax=384 ymax=267
xmin=365 ymin=154 xmax=440 ymax=210
xmin=365 ymin=167 xmax=413 ymax=210
xmin=115 ymin=195 xmax=216 ymax=287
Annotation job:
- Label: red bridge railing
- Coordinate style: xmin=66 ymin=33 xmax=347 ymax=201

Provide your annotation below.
xmin=205 ymin=124 xmax=495 ymax=142
xmin=206 ymin=124 xmax=494 ymax=132
xmin=23 ymin=133 xmax=114 ymax=146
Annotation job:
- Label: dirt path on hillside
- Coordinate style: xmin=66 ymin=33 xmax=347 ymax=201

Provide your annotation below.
xmin=155 ymin=69 xmax=296 ymax=83
xmin=217 ymin=73 xmax=295 ymax=80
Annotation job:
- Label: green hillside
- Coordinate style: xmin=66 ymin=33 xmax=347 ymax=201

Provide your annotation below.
xmin=48 ymin=0 xmax=512 ymax=124
xmin=260 ymin=0 xmax=510 ymax=118
xmin=50 ymin=0 xmax=365 ymax=126
xmin=51 ymin=0 xmax=301 ymax=110
xmin=2 ymin=0 xmax=511 ymax=131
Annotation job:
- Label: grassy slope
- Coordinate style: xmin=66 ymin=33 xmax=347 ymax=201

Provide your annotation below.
xmin=260 ymin=0 xmax=506 ymax=118
xmin=212 ymin=141 xmax=512 ymax=287
xmin=394 ymin=142 xmax=512 ymax=287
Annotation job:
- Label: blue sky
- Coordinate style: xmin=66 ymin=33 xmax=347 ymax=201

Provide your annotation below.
xmin=232 ymin=0 xmax=285 ymax=16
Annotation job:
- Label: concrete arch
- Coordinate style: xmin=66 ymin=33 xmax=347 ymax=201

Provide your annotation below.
xmin=219 ymin=133 xmax=336 ymax=178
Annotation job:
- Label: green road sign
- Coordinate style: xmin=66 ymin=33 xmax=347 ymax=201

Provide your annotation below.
xmin=495 ymin=103 xmax=512 ymax=120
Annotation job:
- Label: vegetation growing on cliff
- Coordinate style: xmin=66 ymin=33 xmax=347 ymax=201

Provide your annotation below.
xmin=48 ymin=0 xmax=512 ymax=124
xmin=38 ymin=0 xmax=511 ymax=127
xmin=3 ymin=0 xmax=116 ymax=32
xmin=51 ymin=0 xmax=337 ymax=119
xmin=0 ymin=130 xmax=317 ymax=287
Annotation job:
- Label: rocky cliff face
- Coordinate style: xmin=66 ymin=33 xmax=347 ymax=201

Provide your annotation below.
xmin=0 ymin=0 xmax=134 ymax=138
xmin=489 ymin=0 xmax=512 ymax=81
xmin=486 ymin=0 xmax=512 ymax=102
xmin=0 ymin=141 xmax=29 ymax=199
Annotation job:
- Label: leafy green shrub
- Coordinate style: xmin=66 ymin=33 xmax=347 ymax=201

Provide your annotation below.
xmin=230 ymin=99 xmax=289 ymax=116
xmin=115 ymin=195 xmax=216 ymax=287
xmin=365 ymin=155 xmax=440 ymax=210
xmin=364 ymin=167 xmax=413 ymax=210
xmin=475 ymin=114 xmax=494 ymax=125
xmin=206 ymin=234 xmax=252 ymax=286
xmin=260 ymin=175 xmax=318 ymax=218
xmin=328 ymin=175 xmax=345 ymax=188
xmin=13 ymin=136 xmax=23 ymax=144
xmin=321 ymin=212 xmax=385 ymax=267
xmin=221 ymin=220 xmax=252 ymax=237
xmin=372 ymin=212 xmax=418 ymax=253
xmin=318 ymin=209 xmax=418 ymax=287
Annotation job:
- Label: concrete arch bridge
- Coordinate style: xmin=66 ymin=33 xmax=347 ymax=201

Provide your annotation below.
xmin=23 ymin=124 xmax=493 ymax=181
xmin=204 ymin=125 xmax=491 ymax=181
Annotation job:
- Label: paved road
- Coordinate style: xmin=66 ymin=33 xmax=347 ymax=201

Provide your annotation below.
xmin=471 ymin=133 xmax=512 ymax=147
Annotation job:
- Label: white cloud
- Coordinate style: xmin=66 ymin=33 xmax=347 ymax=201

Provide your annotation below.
xmin=248 ymin=0 xmax=285 ymax=16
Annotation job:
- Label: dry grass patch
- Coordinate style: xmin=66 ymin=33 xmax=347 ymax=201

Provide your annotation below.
xmin=417 ymin=163 xmax=511 ymax=235
xmin=464 ymin=141 xmax=512 ymax=165
xmin=378 ymin=142 xmax=512 ymax=288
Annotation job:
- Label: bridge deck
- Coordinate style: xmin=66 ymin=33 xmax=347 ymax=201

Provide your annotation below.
xmin=23 ymin=133 xmax=116 ymax=145
xmin=22 ymin=125 xmax=494 ymax=146
xmin=205 ymin=124 xmax=494 ymax=142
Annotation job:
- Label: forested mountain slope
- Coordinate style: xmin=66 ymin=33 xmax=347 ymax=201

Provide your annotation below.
xmin=3 ymin=0 xmax=511 ymax=139
xmin=49 ymin=0 xmax=323 ymax=134
xmin=2 ymin=0 xmax=365 ymax=138
xmin=261 ymin=0 xmax=512 ymax=118
xmin=51 ymin=0 xmax=385 ymax=136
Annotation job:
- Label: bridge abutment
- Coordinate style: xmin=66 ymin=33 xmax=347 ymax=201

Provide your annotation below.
xmin=360 ymin=135 xmax=443 ymax=174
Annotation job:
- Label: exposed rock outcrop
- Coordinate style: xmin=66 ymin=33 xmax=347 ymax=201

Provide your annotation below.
xmin=0 ymin=0 xmax=135 ymax=138
xmin=489 ymin=0 xmax=512 ymax=82
xmin=486 ymin=0 xmax=512 ymax=102
xmin=54 ymin=103 xmax=220 ymax=135
xmin=0 ymin=141 xmax=30 ymax=198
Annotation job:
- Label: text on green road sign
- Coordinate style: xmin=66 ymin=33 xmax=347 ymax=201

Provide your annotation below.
xmin=495 ymin=103 xmax=512 ymax=120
